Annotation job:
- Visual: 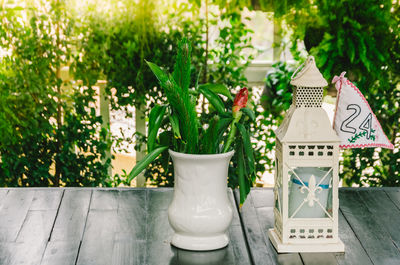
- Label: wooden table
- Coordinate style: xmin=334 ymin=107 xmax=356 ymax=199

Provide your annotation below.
xmin=0 ymin=187 xmax=399 ymax=265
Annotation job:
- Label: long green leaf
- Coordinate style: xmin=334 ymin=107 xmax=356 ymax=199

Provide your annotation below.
xmin=195 ymin=65 xmax=202 ymax=90
xmin=238 ymin=142 xmax=249 ymax=207
xmin=172 ymin=38 xmax=191 ymax=92
xmin=148 ymin=105 xmax=167 ymax=152
xmin=147 ymin=59 xmax=198 ymax=153
xmin=236 ymin=123 xmax=255 ymax=177
xmin=200 ymin=115 xmax=219 ymax=154
xmin=241 ymin=107 xmax=255 ymax=121
xmin=223 ymin=111 xmax=242 ymax=153
xmin=127 ymin=146 xmax=168 ymax=183
xmin=199 ymin=86 xmax=226 ymax=115
xmin=198 ymin=83 xmax=233 ymax=100
xmin=169 ymin=113 xmax=181 ymax=140
xmin=170 ymin=76 xmax=199 ymax=153
xmin=146 ymin=61 xmax=170 ymax=86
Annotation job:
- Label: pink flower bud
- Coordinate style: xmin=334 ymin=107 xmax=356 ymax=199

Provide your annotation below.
xmin=233 ymin=87 xmax=248 ymax=114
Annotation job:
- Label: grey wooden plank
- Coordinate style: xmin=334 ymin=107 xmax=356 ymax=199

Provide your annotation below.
xmin=250 ymin=187 xmax=274 ymax=208
xmin=0 ymin=189 xmax=62 ymax=265
xmin=17 ymin=190 xmax=73 ymax=265
xmin=241 ymin=188 xmax=375 ymax=265
xmin=227 ymin=225 xmax=252 ymax=265
xmin=301 ymin=253 xmax=338 ymax=265
xmin=0 ymin=189 xmax=35 ymax=242
xmin=40 ymin=241 xmax=80 ymax=265
xmin=148 ymin=188 xmax=173 ymax=211
xmin=78 ymin=211 xmax=147 ymax=265
xmin=117 ymin=190 xmax=147 ymax=241
xmin=229 ymin=189 xmax=241 ymax=226
xmin=0 ymin=189 xmax=9 ymax=206
xmin=334 ymin=210 xmax=373 ymax=265
xmin=90 ymin=189 xmax=118 ymax=210
xmin=234 ymin=189 xmax=303 ymax=265
xmin=78 ymin=190 xmax=147 ymax=265
xmin=30 ymin=189 xmax=64 ymax=210
xmin=0 ymin=243 xmax=14 ymax=265
xmin=118 ymin=189 xmax=147 ymax=210
xmin=0 ymin=241 xmax=48 ymax=265
xmin=256 ymin=207 xmax=304 ymax=265
xmin=115 ymin=209 xmax=147 ymax=241
xmin=82 ymin=210 xmax=118 ymax=240
xmin=10 ymin=210 xmax=59 ymax=265
xmin=146 ymin=209 xmax=174 ymax=241
xmin=16 ymin=210 xmax=57 ymax=243
xmin=358 ymin=189 xmax=400 ymax=249
xmin=340 ymin=189 xmax=400 ymax=265
xmin=111 ymin=239 xmax=146 ymax=265
xmin=76 ymin=210 xmax=117 ymax=265
xmin=76 ymin=239 xmax=113 ymax=265
xmin=50 ymin=189 xmax=92 ymax=241
xmin=384 ymin=188 xmax=400 ymax=211
xmin=77 ymin=236 xmax=147 ymax=265
xmin=17 ymin=189 xmax=62 ymax=243
xmin=145 ymin=241 xmax=175 ymax=265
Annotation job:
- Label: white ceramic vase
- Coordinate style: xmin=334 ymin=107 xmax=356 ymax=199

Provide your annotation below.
xmin=168 ymin=150 xmax=235 ymax=251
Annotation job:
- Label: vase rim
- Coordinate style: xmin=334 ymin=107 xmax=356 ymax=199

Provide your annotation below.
xmin=168 ymin=149 xmax=235 ymax=159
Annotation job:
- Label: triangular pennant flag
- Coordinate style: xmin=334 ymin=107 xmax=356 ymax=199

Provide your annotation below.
xmin=332 ymin=72 xmax=394 ymax=149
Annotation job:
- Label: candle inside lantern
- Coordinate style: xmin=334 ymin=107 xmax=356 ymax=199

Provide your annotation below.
xmin=288 ymin=167 xmax=332 ymax=218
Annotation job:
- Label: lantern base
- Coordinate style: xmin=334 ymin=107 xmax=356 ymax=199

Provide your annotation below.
xmin=268 ymin=229 xmax=345 ymax=253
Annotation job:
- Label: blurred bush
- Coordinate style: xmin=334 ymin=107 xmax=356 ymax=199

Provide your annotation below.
xmin=0 ymin=1 xmax=112 ymax=186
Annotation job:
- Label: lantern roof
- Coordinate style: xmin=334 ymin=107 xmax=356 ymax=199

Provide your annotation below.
xmin=290 ymin=56 xmax=328 ymax=87
xmin=275 ymin=106 xmax=340 ymax=143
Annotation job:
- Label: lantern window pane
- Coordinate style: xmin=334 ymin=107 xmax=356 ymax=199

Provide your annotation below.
xmin=274 ymin=158 xmax=283 ymax=216
xmin=288 ymin=167 xmax=333 ymax=219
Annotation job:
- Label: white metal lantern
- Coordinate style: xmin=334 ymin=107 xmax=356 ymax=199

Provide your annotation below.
xmin=268 ymin=56 xmax=345 ymax=253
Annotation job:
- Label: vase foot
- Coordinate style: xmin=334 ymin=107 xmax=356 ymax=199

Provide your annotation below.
xmin=171 ymin=233 xmax=229 ymax=251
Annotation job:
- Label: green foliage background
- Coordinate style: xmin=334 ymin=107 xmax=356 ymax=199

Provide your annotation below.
xmin=0 ymin=1 xmax=113 ymax=186
xmin=265 ymin=0 xmax=400 ymax=186
xmin=1 ymin=0 xmax=399 ymax=187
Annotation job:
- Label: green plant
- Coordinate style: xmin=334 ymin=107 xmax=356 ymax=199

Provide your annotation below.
xmin=0 ymin=1 xmax=113 ymax=187
xmin=144 ymin=1 xmax=256 ymax=188
xmin=128 ymin=39 xmax=256 ymax=204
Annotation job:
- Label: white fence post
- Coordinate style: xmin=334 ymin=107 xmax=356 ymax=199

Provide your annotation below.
xmin=98 ymin=80 xmax=112 ymax=177
xmin=135 ymin=104 xmax=146 ymax=187
xmin=273 ymin=17 xmax=282 ymax=62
